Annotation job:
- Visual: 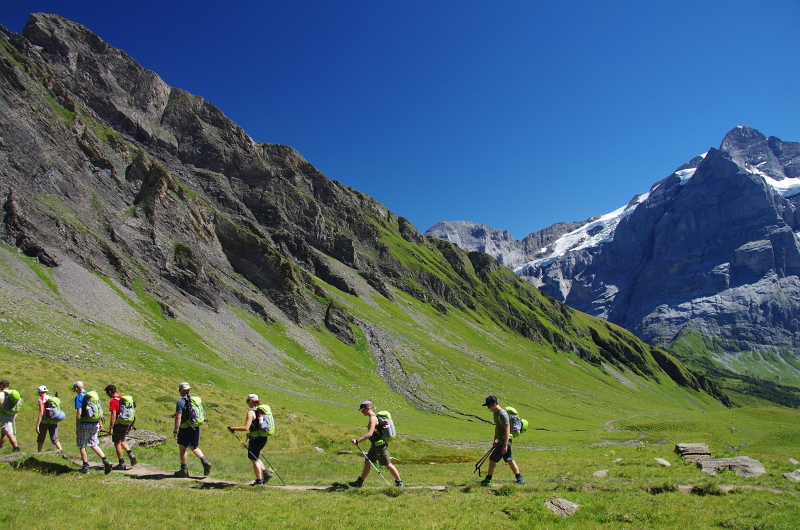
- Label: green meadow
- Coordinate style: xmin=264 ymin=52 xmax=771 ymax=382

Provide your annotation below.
xmin=2 ymin=247 xmax=800 ymax=528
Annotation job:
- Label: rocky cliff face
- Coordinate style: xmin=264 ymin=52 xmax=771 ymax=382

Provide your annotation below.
xmin=509 ymin=128 xmax=800 ymax=357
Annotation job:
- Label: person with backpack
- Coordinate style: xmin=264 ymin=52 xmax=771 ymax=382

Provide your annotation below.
xmin=0 ymin=379 xmax=21 ymax=452
xmin=72 ymin=381 xmax=112 ymax=474
xmin=479 ymin=395 xmax=525 ymax=486
xmin=348 ymin=400 xmax=403 ymax=488
xmin=173 ymin=382 xmax=211 ymax=477
xmin=104 ymin=385 xmax=137 ymax=470
xmin=35 ymin=385 xmax=63 ymax=452
xmin=227 ymin=394 xmax=274 ymax=485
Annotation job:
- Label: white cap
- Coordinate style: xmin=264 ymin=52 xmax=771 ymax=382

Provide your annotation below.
xmin=72 ymin=381 xmax=84 ymax=391
xmin=37 ymin=385 xmax=48 ymax=393
xmin=178 ymin=382 xmax=191 ymax=391
xmin=246 ymin=394 xmax=259 ymax=403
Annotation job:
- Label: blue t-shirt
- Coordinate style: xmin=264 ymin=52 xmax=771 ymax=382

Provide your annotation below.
xmin=74 ymin=392 xmax=86 ymax=411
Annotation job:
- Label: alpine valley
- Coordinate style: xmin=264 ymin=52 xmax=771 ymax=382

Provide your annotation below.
xmin=4 ymin=13 xmax=800 ymax=529
xmin=427 ymin=126 xmax=800 ymax=407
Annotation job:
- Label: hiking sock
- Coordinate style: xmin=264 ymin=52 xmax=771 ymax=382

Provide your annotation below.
xmin=127 ymin=450 xmax=136 ymax=465
xmin=119 ymin=458 xmax=125 ymax=465
xmin=200 ymin=457 xmax=212 ymax=476
xmin=181 ymin=464 xmax=188 ymax=470
xmin=515 ymin=474 xmax=522 ymax=479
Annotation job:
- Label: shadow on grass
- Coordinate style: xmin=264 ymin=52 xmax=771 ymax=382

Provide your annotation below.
xmin=13 ymin=456 xmax=76 ymax=475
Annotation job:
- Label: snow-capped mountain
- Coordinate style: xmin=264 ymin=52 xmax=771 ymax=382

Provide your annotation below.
xmin=428 ymin=126 xmax=800 ymax=355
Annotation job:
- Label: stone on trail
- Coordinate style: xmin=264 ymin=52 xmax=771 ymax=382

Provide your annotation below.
xmin=545 ymin=498 xmax=580 ymax=517
xmin=675 ymin=443 xmax=712 ymax=463
xmin=698 ymin=457 xmax=766 ymax=478
xmin=314 ymin=447 xmax=325 ymax=453
xmin=654 ymin=458 xmax=671 ymax=467
xmin=593 ymin=469 xmax=609 ymax=478
xmin=789 ymin=458 xmax=799 ymax=466
xmin=783 ymin=469 xmax=800 ymax=482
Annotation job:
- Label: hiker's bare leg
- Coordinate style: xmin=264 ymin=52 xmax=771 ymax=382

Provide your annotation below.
xmin=252 ymin=459 xmax=265 ymax=480
xmin=79 ymin=446 xmax=89 ymax=463
xmin=486 ymin=460 xmax=497 ymax=476
xmin=115 ymin=442 xmax=124 ymax=460
xmin=91 ymin=445 xmax=106 ymax=459
xmin=38 ymin=441 xmax=44 ymax=452
xmin=360 ymin=458 xmax=371 ymax=480
xmin=191 ymin=446 xmax=205 ymax=460
xmin=179 ymin=444 xmax=188 ymax=465
xmin=387 ymin=463 xmax=402 ymax=482
xmin=508 ymin=460 xmax=520 ymax=475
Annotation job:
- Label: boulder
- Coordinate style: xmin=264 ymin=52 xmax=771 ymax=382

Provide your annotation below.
xmin=545 ymin=498 xmax=580 ymax=517
xmin=654 ymin=457 xmax=671 ymax=467
xmin=783 ymin=469 xmax=800 ymax=482
xmin=675 ymin=443 xmax=712 ymax=463
xmin=697 ymin=457 xmax=766 ymax=478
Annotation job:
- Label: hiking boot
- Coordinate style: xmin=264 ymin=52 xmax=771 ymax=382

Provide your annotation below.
xmin=103 ymin=460 xmax=113 ymax=475
xmin=202 ymin=461 xmax=212 ymax=476
xmin=395 ymin=480 xmax=404 ymax=487
xmin=263 ymin=469 xmax=274 ymax=483
xmin=252 ymin=479 xmax=264 ymax=486
xmin=348 ymin=478 xmax=364 ymax=488
xmin=80 ymin=464 xmax=90 ymax=474
xmin=515 ymin=477 xmax=526 ymax=485
xmin=174 ymin=468 xmax=190 ymax=478
xmin=113 ymin=463 xmax=127 ymax=471
xmin=12 ymin=446 xmax=21 ymax=453
xmin=480 ymin=477 xmax=492 ymax=487
xmin=129 ymin=454 xmax=137 ymax=466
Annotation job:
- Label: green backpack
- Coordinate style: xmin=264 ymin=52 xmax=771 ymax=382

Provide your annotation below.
xmin=375 ymin=410 xmax=396 ymax=445
xmin=81 ymin=391 xmax=104 ymax=422
xmin=181 ymin=395 xmax=205 ymax=428
xmin=117 ymin=395 xmax=136 ymax=425
xmin=2 ymin=389 xmax=22 ymax=415
xmin=43 ymin=396 xmax=65 ymax=423
xmin=505 ymin=406 xmax=528 ymax=438
xmin=252 ymin=404 xmax=275 ymax=437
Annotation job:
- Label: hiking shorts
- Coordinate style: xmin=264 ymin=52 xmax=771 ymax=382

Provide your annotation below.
xmin=247 ymin=435 xmax=268 ymax=461
xmin=0 ymin=416 xmax=15 ymax=436
xmin=112 ymin=423 xmax=132 ymax=444
xmin=77 ymin=421 xmax=100 ymax=448
xmin=37 ymin=423 xmax=59 ymax=445
xmin=489 ymin=440 xmax=514 ymax=463
xmin=177 ymin=426 xmax=200 ymax=448
xmin=367 ymin=442 xmax=392 ymax=466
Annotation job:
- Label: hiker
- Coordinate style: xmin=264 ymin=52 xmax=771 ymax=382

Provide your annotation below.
xmin=104 ymin=385 xmax=137 ymax=470
xmin=35 ymin=385 xmax=63 ymax=452
xmin=72 ymin=381 xmax=112 ymax=474
xmin=348 ymin=400 xmax=403 ymax=488
xmin=480 ymin=395 xmax=525 ymax=486
xmin=227 ymin=394 xmax=274 ymax=485
xmin=0 ymin=379 xmax=21 ymax=452
xmin=173 ymin=382 xmax=211 ymax=477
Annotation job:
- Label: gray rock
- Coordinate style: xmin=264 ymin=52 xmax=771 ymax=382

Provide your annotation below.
xmin=593 ymin=469 xmax=609 ymax=478
xmin=545 ymin=498 xmax=580 ymax=517
xmin=314 ymin=447 xmax=325 ymax=453
xmin=654 ymin=458 xmax=671 ymax=467
xmin=783 ymin=469 xmax=800 ymax=482
xmin=697 ymin=457 xmax=766 ymax=478
xmin=789 ymin=458 xmax=799 ymax=465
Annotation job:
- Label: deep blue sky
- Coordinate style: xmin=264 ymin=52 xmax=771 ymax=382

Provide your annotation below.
xmin=2 ymin=2 xmax=799 ymax=238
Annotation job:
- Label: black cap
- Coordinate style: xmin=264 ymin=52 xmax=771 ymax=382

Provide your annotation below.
xmin=482 ymin=395 xmax=498 ymax=407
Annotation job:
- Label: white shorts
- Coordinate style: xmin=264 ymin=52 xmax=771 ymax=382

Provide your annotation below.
xmin=0 ymin=416 xmax=15 ymax=436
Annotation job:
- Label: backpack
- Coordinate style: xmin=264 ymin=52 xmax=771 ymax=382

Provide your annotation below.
xmin=182 ymin=395 xmax=205 ymax=428
xmin=43 ymin=396 xmax=65 ymax=423
xmin=505 ymin=406 xmax=528 ymax=438
xmin=2 ymin=390 xmax=23 ymax=416
xmin=375 ymin=410 xmax=396 ymax=445
xmin=117 ymin=395 xmax=136 ymax=425
xmin=81 ymin=391 xmax=104 ymax=422
xmin=252 ymin=404 xmax=275 ymax=437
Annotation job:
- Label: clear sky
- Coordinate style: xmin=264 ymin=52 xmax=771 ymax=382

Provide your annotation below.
xmin=2 ymin=2 xmax=799 ymax=239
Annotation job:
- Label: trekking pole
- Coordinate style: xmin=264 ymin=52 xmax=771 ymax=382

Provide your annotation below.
xmin=230 ymin=430 xmax=286 ymax=485
xmin=474 ymin=446 xmax=493 ymax=477
xmin=354 ymin=442 xmax=391 ymax=486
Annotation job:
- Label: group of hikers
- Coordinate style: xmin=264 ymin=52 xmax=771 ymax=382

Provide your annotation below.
xmin=1 ymin=378 xmax=525 ymax=487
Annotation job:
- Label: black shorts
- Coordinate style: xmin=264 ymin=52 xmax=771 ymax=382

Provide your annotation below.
xmin=247 ymin=435 xmax=267 ymax=460
xmin=489 ymin=439 xmax=514 ymax=463
xmin=37 ymin=423 xmax=59 ymax=445
xmin=112 ymin=423 xmax=132 ymax=444
xmin=177 ymin=426 xmax=200 ymax=448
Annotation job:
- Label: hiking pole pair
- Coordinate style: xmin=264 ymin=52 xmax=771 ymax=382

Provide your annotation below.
xmin=474 ymin=446 xmax=493 ymax=477
xmin=230 ymin=430 xmax=286 ymax=485
xmin=354 ymin=442 xmax=391 ymax=486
